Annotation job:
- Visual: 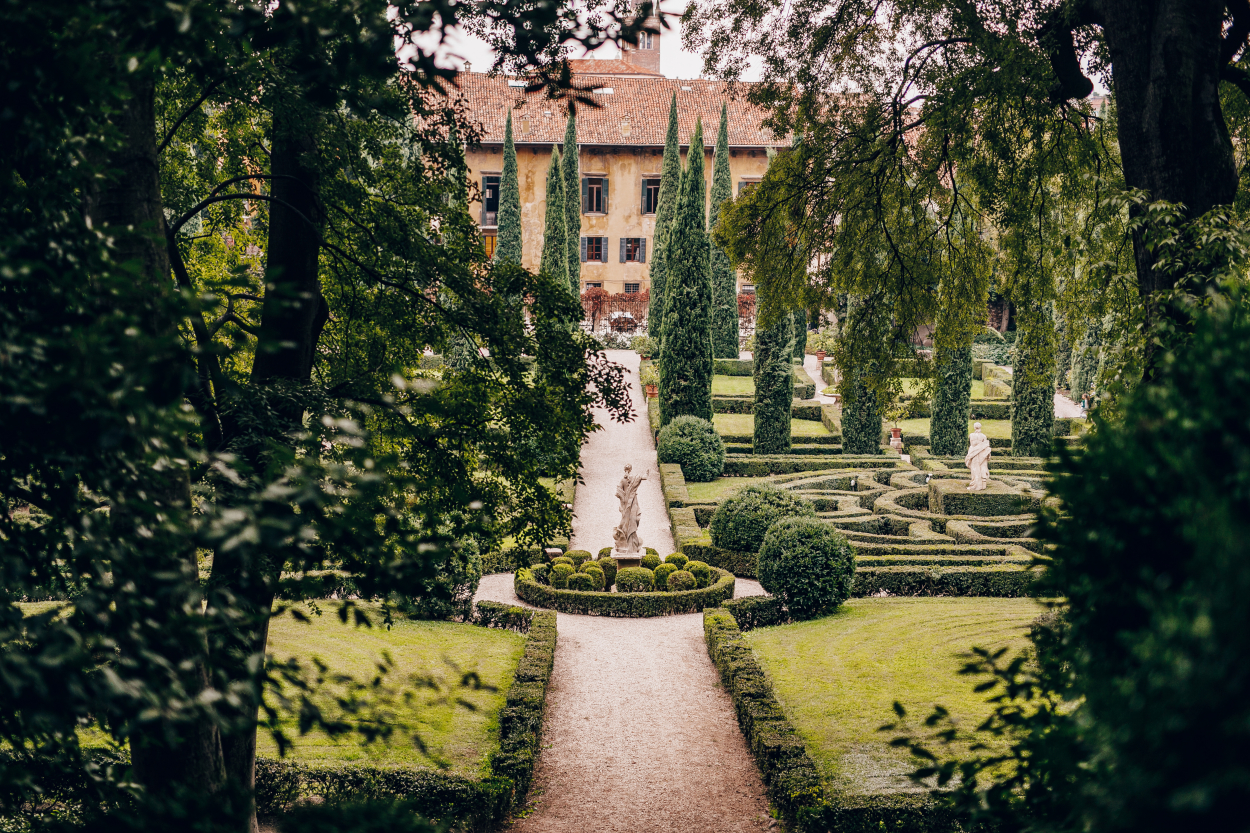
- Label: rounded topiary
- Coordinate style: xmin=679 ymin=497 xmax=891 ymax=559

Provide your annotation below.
xmin=531 ymin=563 xmax=551 ymax=585
xmin=656 ymin=415 xmax=726 ymax=482
xmin=757 ymin=517 xmax=855 ymax=619
xmin=567 ymin=550 xmax=593 ymax=567
xmin=684 ymin=560 xmax=712 ymax=588
xmin=597 ymin=557 xmax=618 ymax=590
xmin=580 ymin=562 xmax=606 ymax=591
xmin=665 ymin=553 xmax=688 ymax=570
xmin=616 ymin=566 xmax=655 ymax=593
xmin=550 ymin=563 xmax=575 ymax=589
xmin=640 ymin=553 xmax=661 ymax=571
xmin=654 ymin=562 xmax=678 ymax=589
xmin=666 ymin=570 xmax=696 ymax=592
xmin=646 ymin=547 xmax=659 ymax=556
xmin=566 ymin=572 xmax=594 ymax=592
xmin=598 ymin=547 xmax=613 ymax=559
xmin=550 ymin=555 xmax=574 ymax=568
xmin=709 ymin=484 xmax=817 ymax=553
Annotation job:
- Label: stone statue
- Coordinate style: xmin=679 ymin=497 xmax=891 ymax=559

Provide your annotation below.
xmin=965 ymin=422 xmax=991 ymax=491
xmin=612 ymin=464 xmax=648 ymax=553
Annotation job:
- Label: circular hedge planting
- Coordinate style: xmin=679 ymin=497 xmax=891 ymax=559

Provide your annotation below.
xmin=657 ymin=415 xmax=726 ymax=482
xmin=513 ymin=566 xmax=735 ymax=616
xmin=709 ymin=484 xmax=817 ymax=553
xmin=757 ymin=517 xmax=855 ymax=619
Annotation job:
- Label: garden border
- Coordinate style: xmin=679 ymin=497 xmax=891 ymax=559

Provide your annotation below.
xmin=513 ymin=566 xmax=736 ymax=616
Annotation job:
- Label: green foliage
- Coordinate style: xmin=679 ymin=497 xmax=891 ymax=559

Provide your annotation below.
xmin=791 ymin=309 xmax=808 ymax=359
xmin=566 ymin=550 xmax=592 ymax=567
xmin=657 ymin=415 xmax=726 ymax=481
xmin=1072 ymin=320 xmax=1101 ymax=396
xmin=709 ymin=484 xmax=817 ymax=552
xmin=648 ymin=95 xmax=682 ymax=341
xmin=753 ymin=306 xmax=794 ymax=454
xmin=539 ymin=146 xmax=569 ymax=290
xmin=550 ymin=563 xmax=575 ymax=589
xmin=710 ymin=104 xmax=740 ymax=358
xmin=659 ymin=119 xmax=714 ymax=424
xmin=684 ymin=559 xmax=712 ymax=588
xmin=566 ymin=572 xmax=593 ymax=591
xmin=654 ymin=562 xmax=678 ymax=589
xmin=930 ymin=343 xmax=973 ymax=456
xmin=666 ymin=570 xmax=696 ymax=591
xmin=580 ymin=562 xmax=605 ymax=591
xmin=495 ymin=112 xmax=523 ymax=266
xmin=514 ymin=568 xmax=735 ymax=615
xmin=550 ymin=556 xmax=574 ymax=568
xmin=632 ymin=335 xmax=659 ymax=357
xmin=640 ymin=553 xmax=662 ymax=570
xmin=1011 ymin=300 xmax=1056 ymax=457
xmin=561 ymin=114 xmax=581 ymax=294
xmin=838 ymin=297 xmax=890 ymax=454
xmin=757 ymin=518 xmax=855 ymax=619
xmin=597 ymin=557 xmax=618 ymax=589
xmin=530 ymin=563 xmax=550 ymax=585
xmin=665 ymin=553 xmax=689 ymax=570
xmin=1053 ymin=313 xmax=1073 ymax=388
xmin=616 ymin=566 xmax=656 ymax=593
xmin=400 ymin=542 xmax=484 ymax=621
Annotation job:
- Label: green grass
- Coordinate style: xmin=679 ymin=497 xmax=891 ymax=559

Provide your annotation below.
xmin=746 ymin=598 xmax=1040 ymax=795
xmin=685 ymin=475 xmax=776 ymax=502
xmin=825 ymin=378 xmax=986 ymax=399
xmin=713 ymin=413 xmax=831 ymax=437
xmin=895 ymin=418 xmax=1012 ymax=439
xmin=257 ymin=604 xmax=525 ymax=776
xmin=712 ymin=375 xmax=755 ymax=395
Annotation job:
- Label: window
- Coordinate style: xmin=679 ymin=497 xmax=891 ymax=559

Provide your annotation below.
xmin=737 ymin=179 xmax=760 ymax=195
xmin=642 ymin=178 xmax=661 ymax=214
xmin=640 ymin=32 xmax=654 ymax=49
xmin=582 ymin=177 xmax=608 ymax=213
xmin=482 ymin=231 xmax=497 ymax=259
xmin=481 ymin=175 xmax=500 ymax=226
xmin=580 ymin=236 xmax=609 ymax=263
xmin=620 ymin=237 xmax=647 ymax=263
xmin=584 ymin=282 xmax=602 ymax=290
xmin=624 ymin=283 xmax=640 ymax=294
xmin=741 ymin=284 xmax=756 ymax=295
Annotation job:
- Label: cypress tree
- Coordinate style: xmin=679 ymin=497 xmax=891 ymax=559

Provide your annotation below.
xmin=1053 ymin=310 xmax=1072 ymax=389
xmin=1072 ymin=317 xmax=1102 ymax=399
xmin=709 ymin=104 xmax=739 ymax=358
xmin=753 ymin=307 xmax=793 ymax=454
xmin=539 ymin=146 xmax=568 ymax=289
xmin=929 ymin=278 xmax=978 ymax=457
xmin=1011 ymin=300 xmax=1057 ymax=457
xmin=648 ymin=94 xmax=682 ymax=343
xmin=561 ymin=113 xmax=581 ymax=295
xmin=494 ymin=112 xmax=522 ymax=266
xmin=658 ymin=119 xmax=713 ymax=424
xmin=791 ymin=308 xmax=807 ymax=359
xmin=839 ymin=296 xmax=887 ymax=454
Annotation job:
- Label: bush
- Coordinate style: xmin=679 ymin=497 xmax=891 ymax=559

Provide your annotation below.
xmin=757 ymin=517 xmax=855 ymax=619
xmin=550 ymin=556 xmax=573 ymax=568
xmin=566 ymin=550 xmax=592 ymax=567
xmin=550 ymin=563 xmax=575 ymax=589
xmin=596 ymin=557 xmax=618 ymax=590
xmin=654 ymin=562 xmax=677 ymax=589
xmin=666 ymin=570 xmax=696 ymax=591
xmin=646 ymin=547 xmax=659 ymax=556
xmin=709 ymin=484 xmax=817 ymax=553
xmin=656 ymin=415 xmax=726 ymax=482
xmin=598 ymin=547 xmax=613 ymax=558
xmin=566 ymin=572 xmax=594 ymax=591
xmin=665 ymin=552 xmax=689 ymax=570
xmin=616 ymin=567 xmax=655 ymax=593
xmin=684 ymin=559 xmax=712 ymax=588
xmin=530 ymin=563 xmax=550 ymax=585
xmin=399 ymin=538 xmax=483 ymax=621
xmin=640 ymin=553 xmax=661 ymax=571
xmin=514 ymin=568 xmax=735 ymax=616
xmin=580 ymin=562 xmax=605 ymax=591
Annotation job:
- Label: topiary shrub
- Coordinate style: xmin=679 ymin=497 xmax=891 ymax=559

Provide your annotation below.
xmin=757 ymin=517 xmax=855 ymax=619
xmin=666 ymin=570 xmax=696 ymax=592
xmin=616 ymin=567 xmax=655 ymax=593
xmin=550 ymin=556 xmax=574 ymax=568
xmin=684 ymin=559 xmax=712 ymax=588
xmin=646 ymin=547 xmax=659 ymax=556
xmin=657 ymin=415 xmax=726 ymax=482
xmin=598 ymin=547 xmax=613 ymax=559
xmin=550 ymin=563 xmax=575 ymax=589
xmin=640 ymin=553 xmax=661 ymax=571
xmin=566 ymin=572 xmax=594 ymax=591
xmin=596 ymin=557 xmax=618 ymax=590
xmin=580 ymin=562 xmax=605 ymax=591
xmin=531 ymin=563 xmax=551 ymax=585
xmin=665 ymin=552 xmax=688 ymax=570
xmin=709 ymin=484 xmax=817 ymax=553
xmin=654 ymin=562 xmax=678 ymax=589
xmin=567 ymin=550 xmax=592 ymax=567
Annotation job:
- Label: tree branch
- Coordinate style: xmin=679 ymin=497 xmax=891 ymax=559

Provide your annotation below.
xmin=157 ymin=76 xmax=230 ymax=155
xmin=1224 ymin=0 xmax=1250 ymax=65
xmin=1040 ymin=4 xmax=1097 ymax=102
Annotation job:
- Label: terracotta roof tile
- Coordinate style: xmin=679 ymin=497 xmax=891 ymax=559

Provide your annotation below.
xmin=563 ymin=58 xmax=661 ymax=77
xmin=453 ymin=71 xmax=789 ymax=149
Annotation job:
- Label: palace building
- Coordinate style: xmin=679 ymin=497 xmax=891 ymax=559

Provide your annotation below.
xmin=456 ymin=35 xmax=788 ymax=295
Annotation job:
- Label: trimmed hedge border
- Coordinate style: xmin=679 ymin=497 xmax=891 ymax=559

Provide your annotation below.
xmin=715 ymin=357 xmax=755 ymax=376
xmin=514 ymin=566 xmax=735 ymax=616
xmin=704 ymin=607 xmax=969 ymax=833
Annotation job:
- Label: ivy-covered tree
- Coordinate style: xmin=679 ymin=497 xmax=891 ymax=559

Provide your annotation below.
xmin=495 ymin=111 xmax=522 ymax=266
xmin=658 ymin=119 xmax=713 ymax=424
xmin=540 ymin=145 xmax=568 ymax=288
xmin=709 ymin=103 xmax=739 ymax=358
xmin=1011 ymin=299 xmax=1057 ymax=457
xmin=1073 ymin=317 xmax=1102 ymax=400
xmin=791 ymin=308 xmax=807 ymax=359
xmin=839 ymin=296 xmax=888 ymax=454
xmin=930 ymin=281 xmax=978 ymax=456
xmin=648 ymin=94 xmax=682 ymax=343
xmin=561 ymin=113 xmax=580 ymax=295
xmin=1053 ymin=309 xmax=1073 ymax=390
xmin=753 ymin=305 xmax=793 ymax=453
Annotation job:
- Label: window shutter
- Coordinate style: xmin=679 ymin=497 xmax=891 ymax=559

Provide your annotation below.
xmin=602 ymin=178 xmax=609 ymax=213
xmin=600 ymin=237 xmax=609 ymax=262
xmin=581 ymin=178 xmax=589 ymax=214
xmin=641 ymin=179 xmax=648 ymax=213
xmin=619 ymin=238 xmax=626 ymax=263
xmin=580 ymin=237 xmax=588 ymax=263
xmin=639 ymin=239 xmax=647 ymax=263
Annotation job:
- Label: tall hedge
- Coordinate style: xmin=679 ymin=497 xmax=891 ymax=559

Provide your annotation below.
xmin=561 ymin=113 xmax=580 ymax=294
xmin=1011 ymin=300 xmax=1056 ymax=457
xmin=930 ymin=287 xmax=975 ymax=456
xmin=539 ymin=146 xmax=568 ymax=289
xmin=658 ymin=119 xmax=713 ymax=424
xmin=709 ymin=104 xmax=739 ymax=358
xmin=1072 ymin=317 xmax=1101 ymax=397
xmin=494 ymin=112 xmax=522 ymax=267
xmin=791 ymin=308 xmax=807 ymax=359
xmin=1053 ymin=310 xmax=1072 ymax=389
xmin=648 ymin=94 xmax=682 ymax=343
xmin=753 ymin=307 xmax=793 ymax=454
xmin=838 ymin=296 xmax=886 ymax=454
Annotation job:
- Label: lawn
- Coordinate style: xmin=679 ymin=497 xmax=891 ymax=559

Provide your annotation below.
xmin=713 ymin=413 xmax=831 ymax=437
xmin=685 ymin=475 xmax=776 ymax=503
xmin=712 ymin=375 xmax=755 ymax=395
xmin=746 ymin=598 xmax=1040 ymax=795
xmin=831 ymin=379 xmax=988 ymax=399
xmin=894 ymin=418 xmax=1013 ymax=439
xmin=257 ymin=604 xmax=525 ymax=776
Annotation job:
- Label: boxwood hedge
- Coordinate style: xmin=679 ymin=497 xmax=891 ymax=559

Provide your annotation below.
xmin=513 ymin=566 xmax=735 ymax=616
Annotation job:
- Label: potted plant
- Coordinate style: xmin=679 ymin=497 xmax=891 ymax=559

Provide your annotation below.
xmin=807 ymin=330 xmax=836 ymax=364
xmin=884 ymin=384 xmax=910 ymax=452
xmin=630 ymin=335 xmax=658 ymax=360
xmin=640 ymin=364 xmax=659 ymax=398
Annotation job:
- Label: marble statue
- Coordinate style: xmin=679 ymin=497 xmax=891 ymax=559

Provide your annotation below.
xmin=965 ymin=422 xmax=991 ymax=491
xmin=612 ymin=464 xmax=648 ymax=553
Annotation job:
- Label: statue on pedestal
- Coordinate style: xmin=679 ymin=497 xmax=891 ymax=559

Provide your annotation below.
xmin=612 ymin=464 xmax=648 ymax=554
xmin=965 ymin=422 xmax=991 ymax=491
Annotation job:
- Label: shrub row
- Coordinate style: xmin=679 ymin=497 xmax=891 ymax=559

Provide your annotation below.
xmin=715 ymin=358 xmax=754 ymax=376
xmin=711 ymin=397 xmax=823 ymax=421
xmin=513 ymin=566 xmax=735 ymax=616
xmin=724 ymin=455 xmax=870 ymax=477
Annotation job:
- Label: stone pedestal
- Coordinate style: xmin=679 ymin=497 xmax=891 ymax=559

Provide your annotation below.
xmin=927 ymin=478 xmax=1036 ymax=516
xmin=611 ymin=549 xmax=643 ymax=569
